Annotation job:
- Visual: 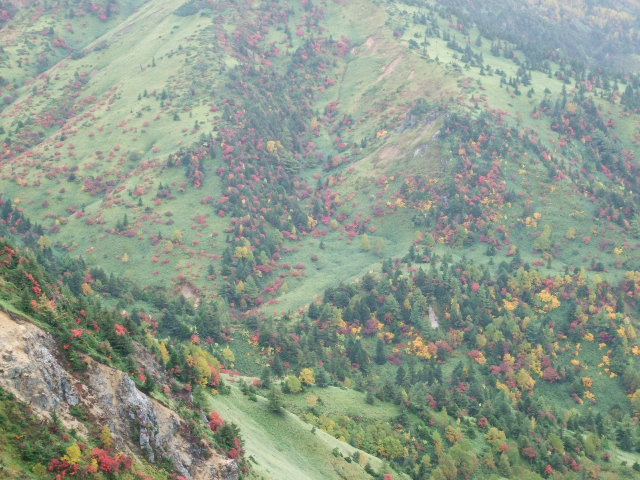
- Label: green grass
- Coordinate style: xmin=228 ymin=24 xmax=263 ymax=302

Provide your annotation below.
xmin=612 ymin=448 xmax=640 ymax=470
xmin=284 ymin=386 xmax=400 ymax=422
xmin=0 ymin=0 xmax=232 ymax=290
xmin=207 ymin=384 xmax=404 ymax=480
xmin=5 ymin=0 xmax=636 ymax=313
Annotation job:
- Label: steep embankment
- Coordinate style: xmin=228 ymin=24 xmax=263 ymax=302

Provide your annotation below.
xmin=0 ymin=308 xmax=390 ymax=480
xmin=208 ymin=386 xmax=392 ymax=480
xmin=0 ymin=310 xmax=237 ymax=480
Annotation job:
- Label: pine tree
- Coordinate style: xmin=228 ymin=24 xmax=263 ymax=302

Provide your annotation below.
xmin=260 ymin=367 xmax=272 ymax=389
xmin=315 ymin=368 xmax=329 ymax=387
xmin=375 ymin=338 xmax=386 ymax=365
xmin=272 ymin=355 xmax=284 ymax=377
xmin=365 ymin=390 xmax=375 ymax=405
xmin=267 ymin=387 xmax=284 ymax=414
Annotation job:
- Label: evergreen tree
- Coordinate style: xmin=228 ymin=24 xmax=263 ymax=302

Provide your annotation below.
xmin=267 ymin=387 xmax=284 ymax=414
xmin=260 ymin=367 xmax=272 ymax=389
xmin=375 ymin=338 xmax=386 ymax=365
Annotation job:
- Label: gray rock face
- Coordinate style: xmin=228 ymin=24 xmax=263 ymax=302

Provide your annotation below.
xmin=0 ymin=315 xmax=79 ymax=411
xmin=0 ymin=311 xmax=238 ymax=480
xmin=86 ymin=368 xmax=161 ymax=462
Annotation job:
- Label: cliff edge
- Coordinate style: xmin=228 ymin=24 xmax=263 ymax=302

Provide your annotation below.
xmin=0 ymin=310 xmax=238 ymax=480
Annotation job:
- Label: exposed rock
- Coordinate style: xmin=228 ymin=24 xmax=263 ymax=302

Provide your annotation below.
xmin=0 ymin=312 xmax=80 ymax=414
xmin=0 ymin=311 xmax=238 ymax=480
xmin=429 ymin=305 xmax=440 ymax=329
xmin=413 ymin=142 xmax=429 ymax=157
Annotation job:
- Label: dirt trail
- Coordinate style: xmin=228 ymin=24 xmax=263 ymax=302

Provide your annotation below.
xmin=377 ymin=56 xmax=403 ymax=82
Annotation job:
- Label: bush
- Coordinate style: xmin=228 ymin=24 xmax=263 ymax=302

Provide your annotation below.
xmin=282 ymin=375 xmax=302 ymax=394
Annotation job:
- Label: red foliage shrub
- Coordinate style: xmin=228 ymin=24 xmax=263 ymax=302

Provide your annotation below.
xmin=209 ymin=411 xmax=224 ymax=432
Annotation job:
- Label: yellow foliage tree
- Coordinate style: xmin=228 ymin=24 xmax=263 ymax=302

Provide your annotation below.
xmin=81 ymin=282 xmax=94 ymax=296
xmin=565 ymin=101 xmax=578 ymax=115
xmin=32 ymin=464 xmax=48 ymax=477
xmin=565 ymin=227 xmax=577 ymax=240
xmin=503 ymin=298 xmax=519 ymax=311
xmin=407 ymin=336 xmax=433 ymax=359
xmin=360 ymin=234 xmax=371 ymax=251
xmin=285 ymin=375 xmax=302 ymax=393
xmin=37 ymin=235 xmax=52 ymax=250
xmin=503 ymin=353 xmax=515 ymax=368
xmin=62 ymin=444 xmax=82 ymax=465
xmin=515 ymin=369 xmax=536 ymax=391
xmin=537 ymin=289 xmax=561 ymax=311
xmin=485 ymin=427 xmax=507 ymax=451
xmin=234 ymin=245 xmax=252 ymax=259
xmin=172 ymin=230 xmax=184 ymax=244
xmin=100 ymin=425 xmax=113 ymax=448
xmin=445 ymin=425 xmax=463 ymax=443
xmin=158 ymin=341 xmax=170 ymax=365
xmin=432 ymin=431 xmax=445 ymax=459
xmin=471 ymin=350 xmax=487 ymax=365
xmin=222 ymin=346 xmax=235 ymax=366
xmin=299 ymin=368 xmax=316 ymax=385
xmin=377 ymin=435 xmax=404 ymax=459
xmin=266 ymin=140 xmax=283 ymax=154
xmin=630 ymin=389 xmax=640 ymax=417
xmin=307 ymin=394 xmax=318 ymax=409
xmin=193 ymin=355 xmax=213 ymax=386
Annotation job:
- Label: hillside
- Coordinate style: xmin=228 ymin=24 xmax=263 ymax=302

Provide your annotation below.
xmin=0 ymin=237 xmax=403 ymax=480
xmin=1 ymin=0 xmax=640 ymax=479
xmin=0 ymin=309 xmax=236 ymax=480
xmin=1 ymin=0 xmax=639 ymax=310
xmin=0 ymin=0 xmax=457 ymax=305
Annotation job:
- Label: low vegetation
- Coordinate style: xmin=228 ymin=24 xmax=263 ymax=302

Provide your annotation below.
xmin=1 ymin=0 xmax=640 ymax=479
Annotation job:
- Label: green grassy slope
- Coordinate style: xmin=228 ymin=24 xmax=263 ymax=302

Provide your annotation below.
xmin=1 ymin=1 xmax=640 ymax=479
xmin=208 ymin=384 xmax=400 ymax=480
xmin=1 ymin=0 xmax=638 ymax=310
xmin=0 ymin=0 xmax=458 ymax=311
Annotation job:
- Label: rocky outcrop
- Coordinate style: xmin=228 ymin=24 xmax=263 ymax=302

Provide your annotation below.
xmin=0 ymin=311 xmax=80 ymax=413
xmin=0 ymin=311 xmax=237 ymax=480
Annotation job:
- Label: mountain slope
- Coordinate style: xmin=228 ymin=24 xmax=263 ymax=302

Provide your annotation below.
xmin=1 ymin=1 xmax=640 ymax=480
xmin=0 ymin=235 xmax=406 ymax=480
xmin=0 ymin=0 xmax=459 ymax=309
xmin=208 ymin=386 xmax=393 ymax=480
xmin=0 ymin=308 xmax=237 ymax=479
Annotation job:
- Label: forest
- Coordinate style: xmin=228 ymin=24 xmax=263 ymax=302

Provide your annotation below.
xmin=0 ymin=0 xmax=639 ymax=479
